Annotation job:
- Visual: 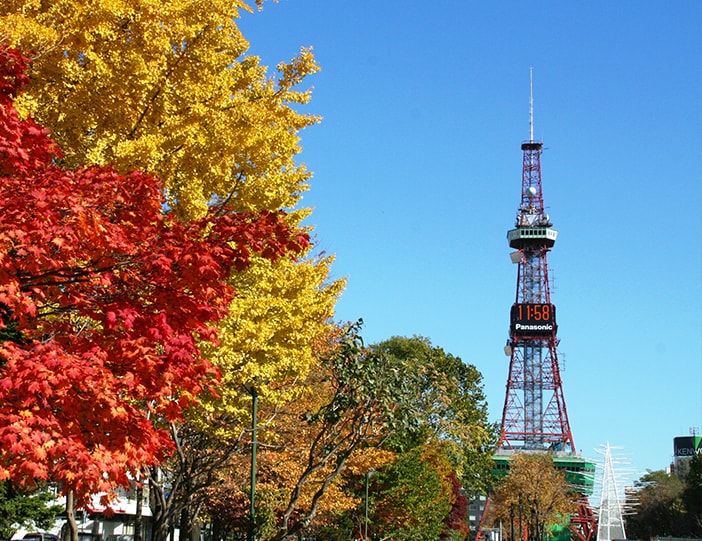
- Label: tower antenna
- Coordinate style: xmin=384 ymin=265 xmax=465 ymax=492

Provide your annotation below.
xmin=529 ymin=67 xmax=535 ymax=142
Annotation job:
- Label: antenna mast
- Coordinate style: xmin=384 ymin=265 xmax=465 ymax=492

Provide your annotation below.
xmin=529 ymin=67 xmax=534 ymax=142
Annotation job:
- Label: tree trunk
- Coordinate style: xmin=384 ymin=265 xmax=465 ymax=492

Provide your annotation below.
xmin=179 ymin=506 xmax=192 ymax=541
xmin=210 ymin=518 xmax=222 ymax=541
xmin=149 ymin=474 xmax=171 ymax=541
xmin=65 ymin=491 xmax=78 ymax=541
xmin=135 ymin=480 xmax=144 ymax=541
xmin=179 ymin=497 xmax=205 ymax=541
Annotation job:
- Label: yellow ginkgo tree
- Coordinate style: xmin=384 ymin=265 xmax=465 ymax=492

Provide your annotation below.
xmin=0 ymin=0 xmax=343 ymax=537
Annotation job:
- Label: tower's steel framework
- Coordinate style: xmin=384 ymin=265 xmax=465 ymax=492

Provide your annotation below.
xmin=499 ymin=138 xmax=573 ymax=452
xmin=491 ymin=93 xmax=597 ymax=540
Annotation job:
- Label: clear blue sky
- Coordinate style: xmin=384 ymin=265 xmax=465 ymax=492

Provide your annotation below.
xmin=239 ymin=1 xmax=702 ymax=486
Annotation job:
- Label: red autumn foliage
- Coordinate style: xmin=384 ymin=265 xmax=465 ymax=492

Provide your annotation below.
xmin=0 ymin=46 xmax=309 ymax=506
xmin=444 ymin=470 xmax=470 ymax=538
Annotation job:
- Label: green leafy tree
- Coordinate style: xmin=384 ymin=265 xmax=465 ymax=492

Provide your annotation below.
xmin=625 ymin=469 xmax=690 ymax=539
xmin=317 ymin=336 xmax=495 ymax=540
xmin=0 ymin=481 xmax=62 ymax=540
xmin=370 ymin=445 xmax=455 ymax=541
xmin=201 ymin=332 xmax=495 ymax=541
xmin=371 ymin=336 xmax=498 ymax=497
xmin=683 ymin=453 xmax=702 ymax=535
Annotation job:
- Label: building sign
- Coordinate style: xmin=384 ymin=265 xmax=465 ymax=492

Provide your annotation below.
xmin=510 ymin=303 xmax=557 ymax=336
xmin=674 ymin=436 xmax=702 ymax=457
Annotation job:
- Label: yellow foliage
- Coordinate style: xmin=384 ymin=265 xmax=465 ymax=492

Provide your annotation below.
xmin=199 ymin=253 xmax=344 ymax=428
xmin=1 ymin=0 xmax=318 ymax=218
xmin=489 ymin=452 xmax=577 ymax=534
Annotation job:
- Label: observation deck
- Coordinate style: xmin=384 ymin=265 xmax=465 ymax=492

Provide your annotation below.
xmin=507 ymin=226 xmax=558 ymax=249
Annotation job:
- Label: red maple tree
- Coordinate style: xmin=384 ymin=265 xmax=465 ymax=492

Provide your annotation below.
xmin=0 ymin=47 xmax=309 ymax=505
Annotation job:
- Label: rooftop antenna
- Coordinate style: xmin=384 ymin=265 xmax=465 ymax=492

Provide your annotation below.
xmin=529 ymin=67 xmax=535 ymax=142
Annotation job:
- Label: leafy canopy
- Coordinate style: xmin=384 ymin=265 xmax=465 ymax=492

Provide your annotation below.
xmin=0 ymin=0 xmax=319 ymax=219
xmin=1 ymin=2 xmax=343 ymax=527
xmin=1 ymin=0 xmax=343 ymax=426
xmin=371 ymin=446 xmax=455 ymax=541
xmin=489 ymin=453 xmax=576 ymax=541
xmin=0 ymin=46 xmax=308 ymax=507
xmin=625 ymin=467 xmax=701 ymax=539
xmin=371 ymin=335 xmax=498 ymax=496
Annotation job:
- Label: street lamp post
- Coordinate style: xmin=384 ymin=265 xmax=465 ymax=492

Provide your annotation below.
xmin=364 ymin=469 xmax=375 ymax=540
xmin=246 ymin=385 xmax=258 ymax=541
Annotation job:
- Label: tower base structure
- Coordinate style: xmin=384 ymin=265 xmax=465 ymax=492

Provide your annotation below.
xmin=481 ymin=452 xmax=596 ymax=541
xmin=571 ymin=498 xmax=597 ymax=541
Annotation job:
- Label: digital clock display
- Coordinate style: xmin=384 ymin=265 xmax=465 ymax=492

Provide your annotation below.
xmin=510 ymin=303 xmax=557 ymax=336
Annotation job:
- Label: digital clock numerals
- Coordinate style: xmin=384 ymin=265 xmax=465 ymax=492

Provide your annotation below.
xmin=510 ymin=303 xmax=557 ymax=336
xmin=514 ymin=303 xmax=552 ymax=322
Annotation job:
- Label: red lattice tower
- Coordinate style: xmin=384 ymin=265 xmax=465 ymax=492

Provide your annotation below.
xmin=500 ymin=135 xmax=572 ymax=452
xmin=481 ymin=74 xmax=597 ymax=541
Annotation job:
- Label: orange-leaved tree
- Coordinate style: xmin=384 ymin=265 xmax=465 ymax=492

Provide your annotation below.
xmin=0 ymin=47 xmax=308 ymax=508
xmin=489 ymin=453 xmax=576 ymax=541
xmin=196 ymin=322 xmax=409 ymax=541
